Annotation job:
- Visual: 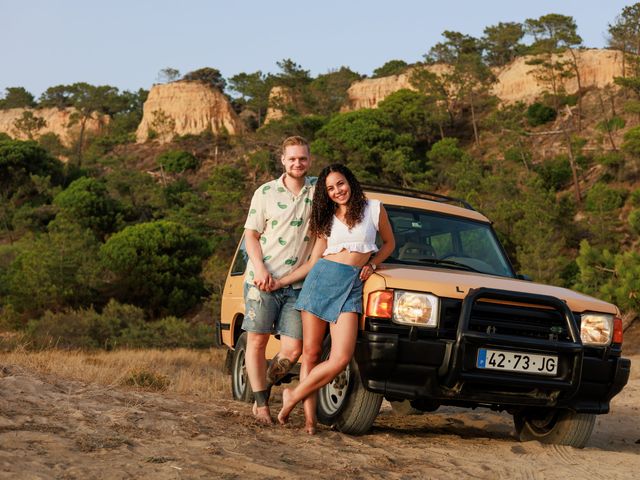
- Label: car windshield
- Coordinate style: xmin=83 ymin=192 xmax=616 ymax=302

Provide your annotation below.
xmin=380 ymin=205 xmax=515 ymax=278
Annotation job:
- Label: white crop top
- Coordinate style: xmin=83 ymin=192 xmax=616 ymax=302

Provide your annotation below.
xmin=323 ymin=199 xmax=381 ymax=256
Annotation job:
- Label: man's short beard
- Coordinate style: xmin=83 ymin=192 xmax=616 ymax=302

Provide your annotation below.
xmin=285 ymin=170 xmax=306 ymax=179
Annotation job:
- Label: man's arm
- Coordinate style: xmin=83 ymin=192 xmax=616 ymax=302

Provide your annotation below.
xmin=245 ymin=229 xmax=272 ymax=291
xmin=271 ymin=236 xmax=326 ymax=289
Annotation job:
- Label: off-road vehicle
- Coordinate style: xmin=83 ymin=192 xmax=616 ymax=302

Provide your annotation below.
xmin=218 ymin=187 xmax=630 ymax=448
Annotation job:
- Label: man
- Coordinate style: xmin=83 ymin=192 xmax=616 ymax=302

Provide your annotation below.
xmin=242 ymin=135 xmax=316 ymax=424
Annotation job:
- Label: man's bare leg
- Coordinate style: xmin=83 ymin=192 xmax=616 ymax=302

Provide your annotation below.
xmin=266 ymin=335 xmax=302 ymax=387
xmin=245 ymin=332 xmax=273 ymax=424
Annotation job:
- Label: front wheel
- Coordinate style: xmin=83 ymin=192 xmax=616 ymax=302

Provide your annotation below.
xmin=316 ymin=337 xmax=382 ymax=435
xmin=231 ymin=332 xmax=254 ymax=403
xmin=513 ymin=408 xmax=596 ymax=448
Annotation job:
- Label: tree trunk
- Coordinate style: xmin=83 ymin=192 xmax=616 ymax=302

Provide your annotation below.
xmin=568 ymin=48 xmax=583 ymax=131
xmin=517 ymin=138 xmax=529 ymax=172
xmin=562 ymin=126 xmax=581 ymax=204
xmin=469 ymin=91 xmax=480 ymax=147
xmin=597 ymin=92 xmax=618 ymax=152
xmin=76 ymin=116 xmax=88 ymax=168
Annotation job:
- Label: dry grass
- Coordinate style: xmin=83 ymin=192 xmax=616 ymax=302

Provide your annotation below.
xmin=0 ymin=347 xmax=230 ymax=401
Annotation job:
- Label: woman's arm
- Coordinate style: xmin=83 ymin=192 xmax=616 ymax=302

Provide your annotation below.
xmin=360 ymin=205 xmax=395 ymax=281
xmin=271 ymin=236 xmax=327 ymax=289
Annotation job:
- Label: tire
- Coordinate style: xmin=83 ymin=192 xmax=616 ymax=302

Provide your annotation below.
xmin=316 ymin=337 xmax=383 ymax=435
xmin=231 ymin=332 xmax=254 ymax=403
xmin=513 ymin=408 xmax=596 ymax=448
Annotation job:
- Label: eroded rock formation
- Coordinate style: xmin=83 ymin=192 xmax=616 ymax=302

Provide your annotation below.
xmin=344 ymin=64 xmax=451 ymax=111
xmin=136 ymin=81 xmax=242 ymax=143
xmin=492 ymin=49 xmax=624 ymax=104
xmin=0 ymin=107 xmax=107 ymax=146
xmin=344 ymin=49 xmax=625 ymax=110
xmin=264 ymin=86 xmax=295 ymax=124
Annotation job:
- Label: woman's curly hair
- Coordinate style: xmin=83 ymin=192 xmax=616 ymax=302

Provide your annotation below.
xmin=309 ymin=163 xmax=367 ymax=238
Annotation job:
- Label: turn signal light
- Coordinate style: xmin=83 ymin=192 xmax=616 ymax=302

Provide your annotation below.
xmin=613 ymin=317 xmax=624 ymax=344
xmin=366 ymin=290 xmax=393 ymax=318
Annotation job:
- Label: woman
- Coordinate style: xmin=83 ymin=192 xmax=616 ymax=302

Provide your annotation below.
xmin=271 ymin=163 xmax=394 ymax=434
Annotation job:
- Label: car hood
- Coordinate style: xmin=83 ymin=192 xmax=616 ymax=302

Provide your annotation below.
xmin=377 ymin=265 xmax=619 ymax=315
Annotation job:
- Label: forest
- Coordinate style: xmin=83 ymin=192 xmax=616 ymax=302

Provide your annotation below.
xmin=1 ymin=6 xmax=639 ymax=349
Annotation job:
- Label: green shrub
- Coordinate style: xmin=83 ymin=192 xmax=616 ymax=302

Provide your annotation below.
xmin=585 ymin=183 xmax=625 ymax=212
xmin=22 ymin=300 xmax=216 ymax=350
xmin=629 ymin=189 xmax=640 ymax=207
xmin=26 ymin=308 xmax=99 ymax=349
xmin=535 ymin=155 xmax=572 ymax=190
xmin=121 ymin=370 xmax=170 ymax=391
xmin=99 ymin=220 xmax=210 ymax=316
xmin=157 ymin=150 xmax=200 ymax=173
xmin=623 ymin=126 xmax=640 ymax=157
xmin=53 ymin=177 xmax=123 ymax=239
xmin=597 ymin=151 xmax=625 ymax=168
xmin=574 ymin=240 xmax=640 ymax=314
xmin=504 ymin=146 xmax=531 ymax=165
xmin=5 ymin=221 xmax=101 ymax=316
xmin=37 ymin=132 xmax=67 ymax=158
xmin=629 ymin=208 xmax=640 ymax=234
xmin=372 ymin=60 xmax=409 ymax=78
xmin=558 ymin=94 xmax=578 ymax=107
xmin=525 ymin=103 xmax=557 ymax=127
xmin=0 ymin=139 xmax=64 ymax=198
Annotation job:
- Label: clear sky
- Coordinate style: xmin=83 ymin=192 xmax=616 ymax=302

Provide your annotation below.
xmin=2 ymin=0 xmax=638 ymax=97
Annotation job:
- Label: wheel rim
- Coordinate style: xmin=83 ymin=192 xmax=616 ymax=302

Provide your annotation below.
xmin=318 ymin=364 xmax=350 ymax=416
xmin=528 ymin=410 xmax=559 ymax=434
xmin=233 ymin=349 xmax=248 ymax=398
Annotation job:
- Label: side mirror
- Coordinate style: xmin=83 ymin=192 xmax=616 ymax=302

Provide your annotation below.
xmin=516 ymin=273 xmax=532 ymax=281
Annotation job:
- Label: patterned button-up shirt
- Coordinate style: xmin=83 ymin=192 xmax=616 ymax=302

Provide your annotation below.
xmin=244 ymin=175 xmax=317 ymax=288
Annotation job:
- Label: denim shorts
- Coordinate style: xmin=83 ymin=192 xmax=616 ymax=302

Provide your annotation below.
xmin=295 ymin=258 xmax=363 ymax=324
xmin=241 ymin=283 xmax=302 ymax=340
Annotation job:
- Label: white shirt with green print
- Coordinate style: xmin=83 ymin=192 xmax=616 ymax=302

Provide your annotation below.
xmin=244 ymin=174 xmax=317 ymax=289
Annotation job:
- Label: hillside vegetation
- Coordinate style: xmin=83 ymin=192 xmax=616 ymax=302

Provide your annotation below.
xmin=1 ymin=7 xmax=640 ymax=348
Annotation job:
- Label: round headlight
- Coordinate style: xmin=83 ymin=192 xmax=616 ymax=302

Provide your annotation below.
xmin=580 ymin=312 xmax=613 ymax=346
xmin=393 ymin=291 xmax=439 ymax=327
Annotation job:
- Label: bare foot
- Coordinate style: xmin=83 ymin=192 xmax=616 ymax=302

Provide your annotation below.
xmin=304 ymin=420 xmax=317 ymax=435
xmin=252 ymin=402 xmax=273 ymax=425
xmin=277 ymin=388 xmax=295 ymax=425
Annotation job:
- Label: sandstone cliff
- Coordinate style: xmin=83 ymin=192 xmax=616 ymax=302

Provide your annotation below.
xmin=136 ymin=82 xmax=242 ymax=143
xmin=492 ymin=49 xmax=624 ymax=104
xmin=344 ymin=49 xmax=625 ymax=110
xmin=264 ymin=86 xmax=294 ymax=124
xmin=343 ymin=64 xmax=451 ymax=111
xmin=0 ymin=107 xmax=107 ymax=146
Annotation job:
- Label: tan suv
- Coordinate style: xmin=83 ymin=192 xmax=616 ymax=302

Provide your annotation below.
xmin=217 ymin=187 xmax=630 ymax=447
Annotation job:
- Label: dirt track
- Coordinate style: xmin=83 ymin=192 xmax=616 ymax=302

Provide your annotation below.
xmin=0 ymin=353 xmax=638 ymax=480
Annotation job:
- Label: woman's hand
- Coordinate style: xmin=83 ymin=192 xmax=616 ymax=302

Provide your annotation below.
xmin=269 ymin=278 xmax=284 ymax=291
xmin=359 ymin=263 xmax=376 ymax=281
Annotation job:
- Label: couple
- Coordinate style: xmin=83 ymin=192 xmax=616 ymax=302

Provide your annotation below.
xmin=242 ymin=135 xmax=394 ymax=434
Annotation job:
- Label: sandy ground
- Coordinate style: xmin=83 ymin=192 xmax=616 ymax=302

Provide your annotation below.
xmin=0 ymin=354 xmax=638 ymax=480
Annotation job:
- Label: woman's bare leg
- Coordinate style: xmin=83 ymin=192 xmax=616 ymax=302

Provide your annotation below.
xmin=278 ymin=312 xmax=358 ymax=425
xmin=299 ymin=312 xmax=326 ymax=434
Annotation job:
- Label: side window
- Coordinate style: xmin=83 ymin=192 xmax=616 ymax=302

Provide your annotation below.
xmin=230 ymin=237 xmax=248 ymax=276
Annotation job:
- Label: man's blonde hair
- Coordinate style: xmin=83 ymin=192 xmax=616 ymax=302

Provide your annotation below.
xmin=281 ymin=135 xmax=310 ymax=155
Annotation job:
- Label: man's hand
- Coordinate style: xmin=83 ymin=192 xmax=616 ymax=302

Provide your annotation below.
xmin=269 ymin=278 xmax=283 ymax=291
xmin=253 ymin=265 xmax=273 ymax=291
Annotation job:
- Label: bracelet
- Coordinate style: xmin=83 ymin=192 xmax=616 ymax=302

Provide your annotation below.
xmin=368 ymin=263 xmax=377 ymax=271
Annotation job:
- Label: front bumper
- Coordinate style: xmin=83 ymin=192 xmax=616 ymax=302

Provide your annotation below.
xmin=355 ymin=288 xmax=631 ymax=413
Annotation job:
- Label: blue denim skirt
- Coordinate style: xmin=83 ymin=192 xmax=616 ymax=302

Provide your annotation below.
xmin=295 ymin=258 xmax=363 ymax=324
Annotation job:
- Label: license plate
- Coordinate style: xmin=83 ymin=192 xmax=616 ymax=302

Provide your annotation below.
xmin=477 ymin=348 xmax=558 ymax=376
